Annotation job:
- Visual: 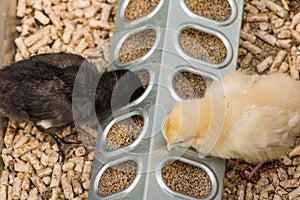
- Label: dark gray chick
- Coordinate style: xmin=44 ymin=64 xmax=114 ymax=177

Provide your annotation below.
xmin=0 ymin=52 xmax=145 ymax=153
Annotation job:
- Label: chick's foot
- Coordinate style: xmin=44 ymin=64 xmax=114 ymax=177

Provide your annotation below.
xmin=247 ymin=162 xmax=264 ymax=179
xmin=47 ymin=132 xmax=81 ymax=161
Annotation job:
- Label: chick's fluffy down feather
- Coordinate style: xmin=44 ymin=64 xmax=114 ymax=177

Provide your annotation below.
xmin=164 ymin=71 xmax=300 ymax=163
xmin=0 ymin=53 xmax=145 ymax=131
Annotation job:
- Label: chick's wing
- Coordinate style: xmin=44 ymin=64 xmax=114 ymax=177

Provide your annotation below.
xmin=23 ymin=78 xmax=73 ymax=129
xmin=223 ymin=105 xmax=300 ymax=162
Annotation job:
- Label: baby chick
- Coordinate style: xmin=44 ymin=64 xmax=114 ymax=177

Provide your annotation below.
xmin=164 ymin=71 xmax=300 ymax=174
xmin=0 ymin=52 xmax=145 ymax=152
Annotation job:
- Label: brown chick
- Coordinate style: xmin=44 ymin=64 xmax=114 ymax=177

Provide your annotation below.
xmin=0 ymin=53 xmax=145 ymax=156
xmin=0 ymin=53 xmax=145 ymax=130
xmin=164 ymin=71 xmax=300 ymax=166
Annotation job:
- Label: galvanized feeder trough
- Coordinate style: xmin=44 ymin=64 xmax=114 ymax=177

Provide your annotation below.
xmin=89 ymin=0 xmax=244 ymax=199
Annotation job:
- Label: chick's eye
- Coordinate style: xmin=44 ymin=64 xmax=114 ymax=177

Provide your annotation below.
xmin=178 ymin=141 xmax=184 ymax=144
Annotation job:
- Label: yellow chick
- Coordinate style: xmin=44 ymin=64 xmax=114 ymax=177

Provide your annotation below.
xmin=164 ymin=71 xmax=300 ymax=164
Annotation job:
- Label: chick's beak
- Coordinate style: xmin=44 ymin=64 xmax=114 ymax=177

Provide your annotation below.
xmin=167 ymin=144 xmax=174 ymax=151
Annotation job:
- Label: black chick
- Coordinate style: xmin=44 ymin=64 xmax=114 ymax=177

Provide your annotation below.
xmin=0 ymin=53 xmax=145 ymax=152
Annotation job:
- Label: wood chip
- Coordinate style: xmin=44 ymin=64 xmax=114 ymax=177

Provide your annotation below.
xmin=240 ymin=30 xmax=256 ymax=43
xmin=246 ymin=13 xmax=269 ymax=22
xmin=257 ymin=55 xmax=273 ymax=73
xmin=255 ymin=30 xmax=277 ymax=46
xmin=289 ymin=46 xmax=300 ymax=80
xmin=16 ymin=0 xmax=26 ymax=17
xmin=263 ymin=0 xmax=287 ymax=18
xmin=24 ymin=26 xmax=51 ymax=47
xmin=269 ymin=50 xmax=287 ymax=72
xmin=34 ymin=10 xmax=50 ymax=25
xmin=89 ymin=19 xmax=113 ymax=30
xmin=61 ymin=174 xmax=74 ymax=200
xmin=14 ymin=38 xmax=30 ymax=58
xmin=240 ymin=40 xmax=262 ymax=54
